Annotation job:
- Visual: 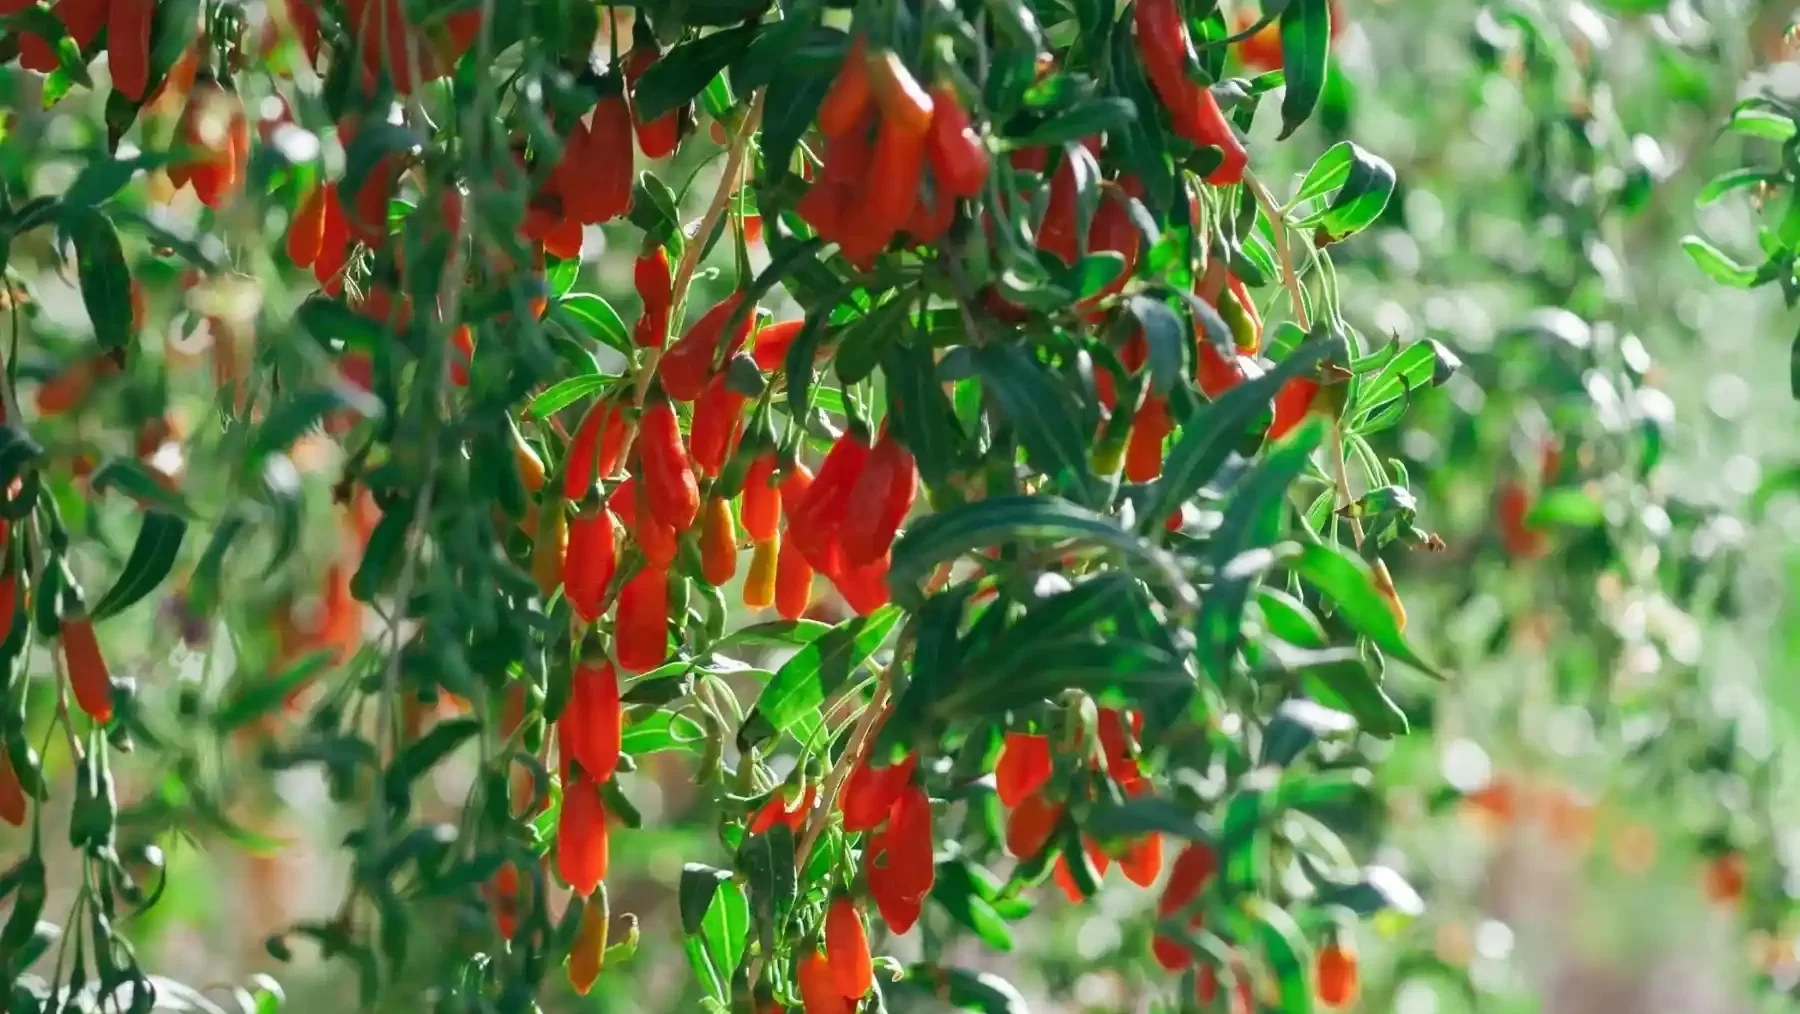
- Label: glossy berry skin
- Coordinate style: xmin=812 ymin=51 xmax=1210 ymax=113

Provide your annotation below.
xmin=63 ymin=617 xmax=112 ymax=724
xmin=774 ymin=535 xmax=815 ymax=621
xmin=796 ymin=948 xmax=850 ymax=1014
xmin=699 ymin=496 xmax=739 ymax=587
xmin=556 ymin=775 xmax=609 ymax=896
xmin=1005 ymin=791 xmax=1064 ymax=860
xmin=926 ymin=84 xmax=989 ymax=199
xmin=1270 ymin=377 xmax=1322 ymax=441
xmin=561 ymin=658 xmax=622 ymax=783
xmin=840 ymin=751 xmax=917 ymax=832
xmin=638 ymin=398 xmax=700 ymax=531
xmin=615 ymin=566 xmax=670 ymax=672
xmin=824 ymin=897 xmax=873 ymax=998
xmin=1315 ymin=941 xmax=1359 ymax=1008
xmin=817 ymin=35 xmax=872 ymax=139
xmin=839 ymin=432 xmax=917 ymax=568
xmin=995 ymin=732 xmax=1052 ymax=808
xmin=660 ymin=295 xmax=752 ymax=402
xmin=740 ymin=453 xmax=781 ymax=544
xmin=625 ymin=43 xmax=683 ymax=159
xmin=634 ymin=246 xmax=673 ymax=348
xmin=563 ymin=398 xmax=626 ymax=500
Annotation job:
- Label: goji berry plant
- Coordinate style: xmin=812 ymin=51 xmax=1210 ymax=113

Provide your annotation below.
xmin=0 ymin=0 xmax=1787 ymax=1013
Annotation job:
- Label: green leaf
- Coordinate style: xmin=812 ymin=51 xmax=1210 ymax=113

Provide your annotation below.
xmin=297 ymin=296 xmax=385 ymax=353
xmin=1255 ymin=587 xmax=1327 ymax=648
xmin=88 ymin=458 xmax=191 ymax=516
xmin=973 ymin=344 xmax=1101 ymax=507
xmin=63 ymin=153 xmax=167 ymax=211
xmin=890 ymin=495 xmax=1194 ymax=614
xmin=254 ymin=386 xmax=382 ymax=459
xmin=897 ymin=966 xmax=1030 ymax=1014
xmin=527 ymin=375 xmax=610 ymax=420
xmin=739 ymin=605 xmax=903 ymax=749
xmin=388 ymin=718 xmax=481 ymax=786
xmin=1087 ymin=796 xmax=1214 ymax=843
xmin=1284 ymin=645 xmax=1409 ymax=737
xmin=1243 ymin=896 xmax=1314 ymax=1014
xmin=761 ymin=60 xmax=837 ymax=182
xmin=1680 ymin=235 xmax=1759 ymax=287
xmin=88 ymin=511 xmax=186 ymax=620
xmin=931 ymin=858 xmax=1017 ymax=951
xmin=1126 ymin=294 xmax=1187 ymax=395
xmin=1278 ymin=0 xmax=1331 ymax=139
xmin=1725 ymin=106 xmax=1796 ymax=142
xmin=884 ymin=338 xmax=964 ymax=489
xmin=212 ymin=652 xmax=337 ymax=732
xmin=1303 ymin=143 xmax=1396 ymax=243
xmin=1523 ymin=487 xmax=1604 ymax=528
xmin=1015 ymin=97 xmax=1137 ymax=149
xmin=709 ymin=619 xmax=832 ymax=652
xmin=1144 ymin=336 xmax=1339 ymax=529
xmin=634 ymin=24 xmax=761 ymax=122
xmin=678 ymin=863 xmax=733 ymax=936
xmin=554 ymin=293 xmax=631 ymax=352
xmin=66 ymin=208 xmax=133 ymax=350
xmin=622 ymin=708 xmax=706 ymax=755
xmin=1697 ymin=168 xmax=1774 ymax=206
xmin=1291 ymin=543 xmax=1440 ymax=677
xmin=1350 ymin=339 xmax=1459 ymax=424
xmin=339 ymin=124 xmax=424 ymax=214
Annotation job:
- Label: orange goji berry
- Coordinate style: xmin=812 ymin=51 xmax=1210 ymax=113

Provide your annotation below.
xmin=775 ymin=534 xmax=815 ymax=621
xmin=825 ymin=896 xmax=873 ymax=998
xmin=288 ymin=185 xmax=329 ymax=267
xmin=449 ymin=323 xmax=475 ymax=386
xmin=1497 ymin=481 xmax=1549 ymax=559
xmin=1703 ymin=851 xmax=1747 ymax=905
xmin=699 ymin=496 xmax=739 ymax=587
xmin=615 ymin=566 xmax=669 ymax=673
xmin=743 ymin=535 xmax=780 ymax=610
xmin=740 ymin=453 xmax=781 ymax=544
xmin=566 ymin=892 xmax=609 ymax=994
xmin=995 ymin=732 xmax=1052 ymax=808
xmin=556 ymin=775 xmax=609 ymax=896
xmin=1316 ymin=941 xmax=1359 ymax=1008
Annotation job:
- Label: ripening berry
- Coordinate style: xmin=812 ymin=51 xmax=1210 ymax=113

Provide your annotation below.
xmin=825 ymin=897 xmax=873 ymax=998
xmin=796 ymin=948 xmax=850 ymax=1014
xmin=995 ymin=732 xmax=1052 ymax=808
xmin=1315 ymin=941 xmax=1359 ymax=1008
xmin=557 ymin=775 xmax=610 ymax=896
xmin=62 ymin=616 xmax=112 ymax=724
xmin=567 ymin=894 xmax=609 ymax=995
xmin=840 ymin=751 xmax=917 ymax=832
xmin=1005 ymin=791 xmax=1063 ymax=860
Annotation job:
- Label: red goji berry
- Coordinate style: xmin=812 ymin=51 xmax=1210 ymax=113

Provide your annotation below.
xmin=841 ymin=751 xmax=917 ymax=832
xmin=925 ymin=83 xmax=988 ymax=199
xmin=0 ymin=749 xmax=25 ymax=827
xmin=633 ymin=245 xmax=673 ymax=348
xmin=825 ymin=896 xmax=873 ymax=998
xmin=1125 ymin=395 xmax=1172 ymax=483
xmin=1053 ymin=837 xmax=1112 ymax=901
xmin=659 ymin=294 xmax=752 ymax=402
xmin=615 ymin=565 xmax=669 ymax=672
xmin=790 ymin=429 xmax=873 ymax=572
xmin=995 ymin=733 xmax=1052 ymax=808
xmin=905 ymin=189 xmax=956 ymax=247
xmin=748 ymin=783 xmax=813 ymax=835
xmin=1006 ymin=791 xmax=1064 ymax=859
xmin=348 ymin=153 xmax=403 ymax=246
xmin=865 ymin=827 xmax=924 ymax=933
xmin=1097 ymin=707 xmax=1145 ymax=788
xmin=1197 ymin=340 xmax=1250 ymax=400
xmin=740 ymin=453 xmax=781 ymax=544
xmin=56 ymin=0 xmax=108 ymax=50
xmin=449 ymin=323 xmax=475 ymax=387
xmin=561 ymin=656 xmax=621 ymax=783
xmin=288 ymin=185 xmax=329 ymax=268
xmin=315 ymin=184 xmax=351 ymax=292
xmin=751 ymin=319 xmax=806 ymax=372
xmin=796 ymin=948 xmax=850 ymax=1014
xmin=885 ymin=784 xmax=935 ymax=899
xmin=560 ymin=87 xmax=634 ymax=224
xmin=691 ymin=372 xmax=748 ymax=477
xmin=839 ymin=431 xmax=916 ymax=568
xmin=817 ymin=35 xmax=872 ymax=138
xmin=638 ymin=397 xmax=700 ymax=531
xmin=1159 ymin=842 xmax=1217 ymax=917
xmin=1270 ymin=377 xmax=1321 ymax=441
xmin=488 ymin=861 xmax=522 ymax=938
xmin=610 ymin=476 xmax=680 ymax=569
xmin=1120 ymin=833 xmax=1164 ymax=887
xmin=108 ymin=0 xmax=155 ymax=101
xmin=63 ymin=616 xmax=112 ymax=724
xmin=563 ymin=507 xmax=616 ymax=624
xmin=1497 ymin=481 xmax=1548 ymax=559
xmin=826 ymin=552 xmax=890 ymax=616
xmin=556 ymin=774 xmax=609 ymax=896
xmin=625 ymin=41 xmax=682 ymax=158
xmin=563 ymin=397 xmax=627 ymax=501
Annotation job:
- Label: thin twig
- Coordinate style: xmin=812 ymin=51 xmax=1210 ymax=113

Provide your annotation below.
xmin=1242 ymin=170 xmax=1309 ymax=331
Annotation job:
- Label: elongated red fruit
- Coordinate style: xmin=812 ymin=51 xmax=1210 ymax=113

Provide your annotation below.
xmin=817 ymin=35 xmax=871 ymax=138
xmin=774 ymin=534 xmax=814 ymax=621
xmin=108 ymin=0 xmax=156 ymax=101
xmin=825 ymin=897 xmax=873 ymax=998
xmin=840 ymin=751 xmax=917 ymax=832
xmin=885 ymin=784 xmax=935 ymax=899
xmin=660 ymin=295 xmax=752 ymax=402
xmin=557 ymin=775 xmax=610 ymax=895
xmin=1120 ymin=833 xmax=1164 ymax=887
xmin=634 ymin=245 xmax=673 ymax=348
xmin=615 ymin=566 xmax=669 ymax=672
xmin=1005 ymin=791 xmax=1063 ymax=859
xmin=63 ymin=617 xmax=112 ymax=724
xmin=790 ymin=430 xmax=873 ymax=571
xmin=751 ymin=319 xmax=806 ymax=372
xmin=625 ymin=42 xmax=682 ymax=158
xmin=0 ymin=749 xmax=25 ymax=827
xmin=564 ymin=398 xmax=626 ymax=500
xmin=839 ymin=431 xmax=916 ymax=568
xmin=995 ymin=732 xmax=1052 ymax=808
xmin=562 ymin=657 xmax=622 ymax=782
xmin=797 ymin=948 xmax=851 ymax=1014
xmin=638 ymin=397 xmax=700 ymax=531
xmin=925 ymin=83 xmax=989 ymax=199
xmin=740 ymin=452 xmax=781 ymax=544
xmin=690 ymin=372 xmax=748 ymax=477
xmin=1270 ymin=377 xmax=1321 ymax=440
xmin=563 ymin=507 xmax=616 ymax=624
